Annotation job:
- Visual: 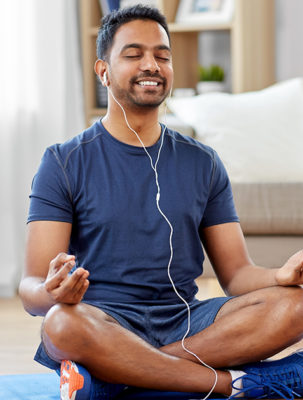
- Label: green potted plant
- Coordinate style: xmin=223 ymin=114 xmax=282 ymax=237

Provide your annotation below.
xmin=197 ymin=64 xmax=225 ymax=94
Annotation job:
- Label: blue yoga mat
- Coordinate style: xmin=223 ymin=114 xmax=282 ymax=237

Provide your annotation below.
xmin=0 ymin=373 xmax=59 ymax=400
xmin=0 ymin=373 xmax=225 ymax=399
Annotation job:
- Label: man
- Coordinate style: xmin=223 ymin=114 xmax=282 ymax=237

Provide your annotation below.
xmin=19 ymin=5 xmax=303 ymax=400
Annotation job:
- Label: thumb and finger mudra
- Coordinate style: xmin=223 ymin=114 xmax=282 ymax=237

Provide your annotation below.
xmin=45 ymin=253 xmax=89 ymax=304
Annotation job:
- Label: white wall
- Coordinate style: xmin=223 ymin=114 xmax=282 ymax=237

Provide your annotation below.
xmin=275 ymin=0 xmax=303 ymax=81
xmin=198 ymin=0 xmax=303 ymax=89
xmin=0 ymin=1 xmax=84 ymax=298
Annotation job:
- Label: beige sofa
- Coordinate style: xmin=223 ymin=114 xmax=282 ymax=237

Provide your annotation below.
xmin=163 ymin=78 xmax=303 ymax=278
xmin=203 ymin=182 xmax=303 ymax=277
xmin=161 ymin=119 xmax=303 ymax=277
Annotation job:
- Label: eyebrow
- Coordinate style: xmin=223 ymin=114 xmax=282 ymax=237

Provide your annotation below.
xmin=121 ymin=43 xmax=171 ymax=53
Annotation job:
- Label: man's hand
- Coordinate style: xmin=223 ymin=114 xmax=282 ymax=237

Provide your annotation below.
xmin=275 ymin=250 xmax=303 ymax=286
xmin=44 ymin=253 xmax=90 ymax=305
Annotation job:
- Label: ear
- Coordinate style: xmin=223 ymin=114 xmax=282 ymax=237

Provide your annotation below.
xmin=95 ymin=59 xmax=108 ymax=87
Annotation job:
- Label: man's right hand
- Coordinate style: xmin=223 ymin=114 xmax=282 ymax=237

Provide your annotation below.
xmin=44 ymin=253 xmax=90 ymax=305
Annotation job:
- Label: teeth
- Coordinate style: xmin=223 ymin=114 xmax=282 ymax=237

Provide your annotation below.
xmin=138 ymin=81 xmax=158 ymax=86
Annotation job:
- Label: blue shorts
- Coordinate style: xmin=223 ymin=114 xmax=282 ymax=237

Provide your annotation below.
xmin=35 ymin=296 xmax=232 ymax=371
xmin=35 ymin=297 xmax=232 ymax=398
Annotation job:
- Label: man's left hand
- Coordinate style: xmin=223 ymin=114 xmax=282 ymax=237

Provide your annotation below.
xmin=276 ymin=250 xmax=303 ymax=286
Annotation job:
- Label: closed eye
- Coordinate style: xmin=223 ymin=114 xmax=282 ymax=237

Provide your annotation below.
xmin=156 ymin=56 xmax=170 ymax=61
xmin=124 ymin=55 xmax=141 ymax=59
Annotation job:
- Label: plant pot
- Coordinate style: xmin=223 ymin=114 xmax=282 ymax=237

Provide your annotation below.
xmin=196 ymin=81 xmax=225 ymax=94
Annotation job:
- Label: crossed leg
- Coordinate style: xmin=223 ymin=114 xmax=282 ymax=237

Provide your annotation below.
xmin=161 ymin=285 xmax=303 ymax=367
xmin=42 ymin=285 xmax=303 ymax=396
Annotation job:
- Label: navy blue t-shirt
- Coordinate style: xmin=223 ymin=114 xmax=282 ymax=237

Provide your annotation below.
xmin=28 ymin=121 xmax=239 ymax=303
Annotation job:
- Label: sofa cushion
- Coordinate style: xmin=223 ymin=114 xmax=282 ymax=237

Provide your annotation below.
xmin=232 ymin=182 xmax=303 ymax=234
xmin=167 ymin=78 xmax=303 ymax=183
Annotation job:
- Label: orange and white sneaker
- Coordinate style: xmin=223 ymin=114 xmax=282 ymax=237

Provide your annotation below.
xmin=60 ymin=360 xmax=91 ymax=400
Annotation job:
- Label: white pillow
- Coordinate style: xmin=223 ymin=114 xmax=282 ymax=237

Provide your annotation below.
xmin=167 ymin=78 xmax=303 ymax=182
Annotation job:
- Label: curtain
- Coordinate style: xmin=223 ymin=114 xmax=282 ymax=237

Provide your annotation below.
xmin=0 ymin=0 xmax=85 ymax=297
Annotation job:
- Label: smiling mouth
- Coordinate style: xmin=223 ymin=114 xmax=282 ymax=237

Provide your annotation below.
xmin=137 ymin=80 xmax=160 ymax=87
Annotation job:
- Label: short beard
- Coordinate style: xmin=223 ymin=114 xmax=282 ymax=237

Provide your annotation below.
xmin=128 ymin=73 xmax=168 ymax=108
xmin=110 ymin=72 xmax=170 ymax=111
xmin=131 ymin=95 xmax=165 ymax=109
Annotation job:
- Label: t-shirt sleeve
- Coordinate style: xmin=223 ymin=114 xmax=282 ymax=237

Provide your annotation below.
xmin=27 ymin=147 xmax=73 ymax=223
xmin=201 ymin=150 xmax=239 ymax=228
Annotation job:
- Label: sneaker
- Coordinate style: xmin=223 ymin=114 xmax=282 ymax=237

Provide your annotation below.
xmin=243 ymin=350 xmax=303 ymax=371
xmin=60 ymin=360 xmax=91 ymax=400
xmin=230 ymin=351 xmax=303 ymax=399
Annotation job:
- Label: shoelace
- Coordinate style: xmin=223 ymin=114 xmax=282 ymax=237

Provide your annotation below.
xmin=229 ymin=371 xmax=300 ymax=400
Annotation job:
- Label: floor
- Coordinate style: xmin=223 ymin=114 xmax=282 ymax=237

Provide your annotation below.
xmin=0 ymin=295 xmax=48 ymax=375
xmin=0 ymin=278 xmax=302 ymax=376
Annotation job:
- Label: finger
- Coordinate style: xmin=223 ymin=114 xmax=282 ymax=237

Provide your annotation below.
xmin=73 ymin=268 xmax=90 ymax=285
xmin=72 ymin=277 xmax=90 ymax=303
xmin=50 ymin=253 xmax=76 ymax=272
xmin=45 ymin=260 xmax=76 ymax=291
xmin=51 ymin=269 xmax=90 ymax=304
xmin=56 ymin=267 xmax=88 ymax=293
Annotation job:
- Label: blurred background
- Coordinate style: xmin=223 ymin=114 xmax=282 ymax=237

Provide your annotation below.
xmin=0 ymin=0 xmax=302 ymax=299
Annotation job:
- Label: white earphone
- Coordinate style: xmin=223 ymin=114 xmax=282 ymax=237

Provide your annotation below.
xmin=103 ymin=71 xmax=108 ymax=86
xmin=108 ymin=87 xmax=217 ymax=399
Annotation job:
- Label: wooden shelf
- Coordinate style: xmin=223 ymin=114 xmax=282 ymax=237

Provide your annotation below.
xmin=89 ymin=107 xmax=107 ymax=117
xmin=80 ymin=0 xmax=275 ymax=127
xmin=168 ymin=22 xmax=232 ymax=32
xmin=89 ymin=27 xmax=99 ymax=36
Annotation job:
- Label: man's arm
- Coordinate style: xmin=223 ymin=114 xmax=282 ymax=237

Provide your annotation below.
xmin=201 ymin=222 xmax=303 ymax=296
xmin=19 ymin=221 xmax=89 ymax=317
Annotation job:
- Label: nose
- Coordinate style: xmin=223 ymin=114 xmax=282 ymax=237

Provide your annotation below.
xmin=140 ymin=52 xmax=159 ymax=73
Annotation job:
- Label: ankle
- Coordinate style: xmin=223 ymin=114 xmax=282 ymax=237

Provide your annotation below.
xmin=215 ymin=370 xmax=236 ymax=397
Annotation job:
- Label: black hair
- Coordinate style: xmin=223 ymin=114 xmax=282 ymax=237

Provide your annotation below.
xmin=96 ymin=4 xmax=170 ymax=61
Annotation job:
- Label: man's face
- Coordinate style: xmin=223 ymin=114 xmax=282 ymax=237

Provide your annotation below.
xmin=107 ymin=19 xmax=173 ymax=110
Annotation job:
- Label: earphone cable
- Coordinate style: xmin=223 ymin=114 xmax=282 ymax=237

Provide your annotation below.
xmin=108 ymin=88 xmax=218 ymax=400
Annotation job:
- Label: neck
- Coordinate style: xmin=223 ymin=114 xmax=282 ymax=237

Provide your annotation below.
xmin=102 ymin=98 xmax=162 ymax=147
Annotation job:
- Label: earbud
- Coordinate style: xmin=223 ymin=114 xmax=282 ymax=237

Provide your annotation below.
xmin=103 ymin=71 xmax=108 ymax=86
